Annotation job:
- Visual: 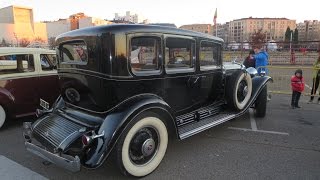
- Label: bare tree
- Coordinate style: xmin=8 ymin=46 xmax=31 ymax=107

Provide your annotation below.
xmin=34 ymin=36 xmax=45 ymax=43
xmin=19 ymin=38 xmax=31 ymax=47
xmin=1 ymin=38 xmax=9 ymax=47
xmin=250 ymin=29 xmax=266 ymax=48
xmin=48 ymin=37 xmax=56 ymax=49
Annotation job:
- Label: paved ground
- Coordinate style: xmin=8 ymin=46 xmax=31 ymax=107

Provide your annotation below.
xmin=0 ymin=94 xmax=320 ymax=180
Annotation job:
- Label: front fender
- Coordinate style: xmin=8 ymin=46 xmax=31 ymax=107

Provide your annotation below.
xmin=251 ymin=75 xmax=273 ymax=100
xmin=232 ymin=75 xmax=272 ymax=118
xmin=83 ymin=94 xmax=176 ymax=169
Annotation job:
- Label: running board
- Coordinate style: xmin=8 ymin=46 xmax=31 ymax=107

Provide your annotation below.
xmin=178 ymin=113 xmax=236 ymax=140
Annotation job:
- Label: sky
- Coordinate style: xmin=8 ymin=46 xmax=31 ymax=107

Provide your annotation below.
xmin=0 ymin=0 xmax=318 ymax=27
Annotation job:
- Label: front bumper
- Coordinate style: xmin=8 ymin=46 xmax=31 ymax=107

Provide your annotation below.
xmin=23 ymin=122 xmax=81 ymax=172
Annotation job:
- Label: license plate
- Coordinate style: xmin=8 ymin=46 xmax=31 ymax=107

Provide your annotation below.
xmin=40 ymin=99 xmax=50 ymax=110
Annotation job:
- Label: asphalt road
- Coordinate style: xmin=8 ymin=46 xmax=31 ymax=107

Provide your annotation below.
xmin=0 ymin=94 xmax=320 ymax=180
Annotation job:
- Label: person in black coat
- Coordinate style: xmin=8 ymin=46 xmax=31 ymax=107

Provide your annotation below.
xmin=243 ymin=50 xmax=256 ymax=68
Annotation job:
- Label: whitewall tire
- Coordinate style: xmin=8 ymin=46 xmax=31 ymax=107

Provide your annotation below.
xmin=0 ymin=105 xmax=6 ymax=129
xmin=227 ymin=71 xmax=253 ymax=111
xmin=116 ymin=113 xmax=168 ymax=177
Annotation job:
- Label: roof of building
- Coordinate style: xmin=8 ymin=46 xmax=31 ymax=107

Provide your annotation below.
xmin=0 ymin=5 xmax=32 ymax=10
xmin=233 ymin=17 xmax=292 ymax=21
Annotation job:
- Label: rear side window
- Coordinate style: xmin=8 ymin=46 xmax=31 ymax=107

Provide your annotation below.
xmin=165 ymin=37 xmax=195 ymax=69
xmin=200 ymin=41 xmax=220 ymax=69
xmin=60 ymin=41 xmax=87 ymax=64
xmin=0 ymin=54 xmax=35 ymax=74
xmin=130 ymin=37 xmax=160 ymax=73
xmin=40 ymin=54 xmax=56 ymax=71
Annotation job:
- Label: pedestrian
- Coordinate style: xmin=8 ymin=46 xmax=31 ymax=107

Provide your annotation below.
xmin=291 ymin=69 xmax=305 ymax=109
xmin=243 ymin=50 xmax=256 ymax=68
xmin=253 ymin=45 xmax=269 ymax=75
xmin=308 ymin=51 xmax=320 ymax=104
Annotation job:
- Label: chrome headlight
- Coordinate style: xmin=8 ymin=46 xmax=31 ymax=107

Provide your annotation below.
xmin=246 ymin=67 xmax=258 ymax=77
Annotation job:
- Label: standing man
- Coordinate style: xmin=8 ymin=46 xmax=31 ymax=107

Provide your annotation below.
xmin=254 ymin=45 xmax=269 ymax=75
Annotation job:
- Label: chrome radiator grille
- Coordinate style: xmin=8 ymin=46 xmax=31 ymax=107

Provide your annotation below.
xmin=33 ymin=114 xmax=83 ymax=149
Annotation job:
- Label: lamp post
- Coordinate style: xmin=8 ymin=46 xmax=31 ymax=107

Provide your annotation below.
xmin=289 ymin=31 xmax=293 ymax=52
xmin=290 ymin=31 xmax=295 ymax=64
xmin=13 ymin=32 xmax=19 ymax=47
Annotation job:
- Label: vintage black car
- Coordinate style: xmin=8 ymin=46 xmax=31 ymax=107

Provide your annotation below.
xmin=23 ymin=24 xmax=271 ymax=177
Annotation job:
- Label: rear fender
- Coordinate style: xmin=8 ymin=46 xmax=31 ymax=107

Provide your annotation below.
xmin=83 ymin=94 xmax=176 ymax=169
xmin=0 ymin=88 xmax=15 ymax=117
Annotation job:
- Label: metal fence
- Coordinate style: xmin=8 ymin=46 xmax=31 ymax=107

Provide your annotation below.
xmin=223 ymin=41 xmax=320 ymax=65
xmin=224 ymin=51 xmax=319 ymax=65
xmin=257 ymin=66 xmax=320 ymax=97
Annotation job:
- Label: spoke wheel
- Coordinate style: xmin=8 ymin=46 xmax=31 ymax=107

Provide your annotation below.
xmin=115 ymin=112 xmax=168 ymax=177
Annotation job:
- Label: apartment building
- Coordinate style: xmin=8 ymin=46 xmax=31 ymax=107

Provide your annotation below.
xmin=46 ymin=13 xmax=112 ymax=39
xmin=0 ymin=5 xmax=47 ymax=45
xmin=297 ymin=20 xmax=320 ymax=41
xmin=114 ymin=11 xmax=140 ymax=24
xmin=179 ymin=24 xmax=212 ymax=34
xmin=228 ymin=17 xmax=296 ymax=43
xmin=79 ymin=17 xmax=112 ymax=29
xmin=212 ymin=23 xmax=229 ymax=42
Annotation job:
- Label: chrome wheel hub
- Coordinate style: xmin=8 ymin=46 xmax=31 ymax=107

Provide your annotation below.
xmin=141 ymin=138 xmax=155 ymax=156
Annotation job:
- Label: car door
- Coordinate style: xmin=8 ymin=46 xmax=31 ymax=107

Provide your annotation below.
xmin=36 ymin=53 xmax=60 ymax=109
xmin=0 ymin=53 xmax=39 ymax=117
xmin=197 ymin=40 xmax=224 ymax=104
xmin=163 ymin=36 xmax=200 ymax=114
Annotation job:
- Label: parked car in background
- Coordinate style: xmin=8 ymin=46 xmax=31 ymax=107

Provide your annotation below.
xmin=0 ymin=47 xmax=59 ymax=129
xmin=23 ymin=24 xmax=272 ymax=177
xmin=266 ymin=40 xmax=278 ymax=51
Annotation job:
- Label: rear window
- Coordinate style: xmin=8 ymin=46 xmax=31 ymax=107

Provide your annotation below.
xmin=130 ymin=37 xmax=161 ymax=73
xmin=0 ymin=54 xmax=35 ymax=74
xmin=40 ymin=54 xmax=57 ymax=71
xmin=60 ymin=41 xmax=87 ymax=64
xmin=165 ymin=37 xmax=195 ymax=69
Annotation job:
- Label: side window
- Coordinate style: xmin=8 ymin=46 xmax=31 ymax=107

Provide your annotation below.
xmin=130 ymin=37 xmax=160 ymax=73
xmin=200 ymin=41 xmax=220 ymax=69
xmin=60 ymin=41 xmax=87 ymax=64
xmin=0 ymin=54 xmax=34 ymax=74
xmin=165 ymin=37 xmax=195 ymax=69
xmin=40 ymin=54 xmax=56 ymax=71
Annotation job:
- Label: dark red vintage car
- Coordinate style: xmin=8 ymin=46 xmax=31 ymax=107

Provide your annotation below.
xmin=0 ymin=47 xmax=60 ymax=128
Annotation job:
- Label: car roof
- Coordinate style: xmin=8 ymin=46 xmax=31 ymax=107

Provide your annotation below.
xmin=0 ymin=47 xmax=55 ymax=55
xmin=57 ymin=24 xmax=224 ymax=43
